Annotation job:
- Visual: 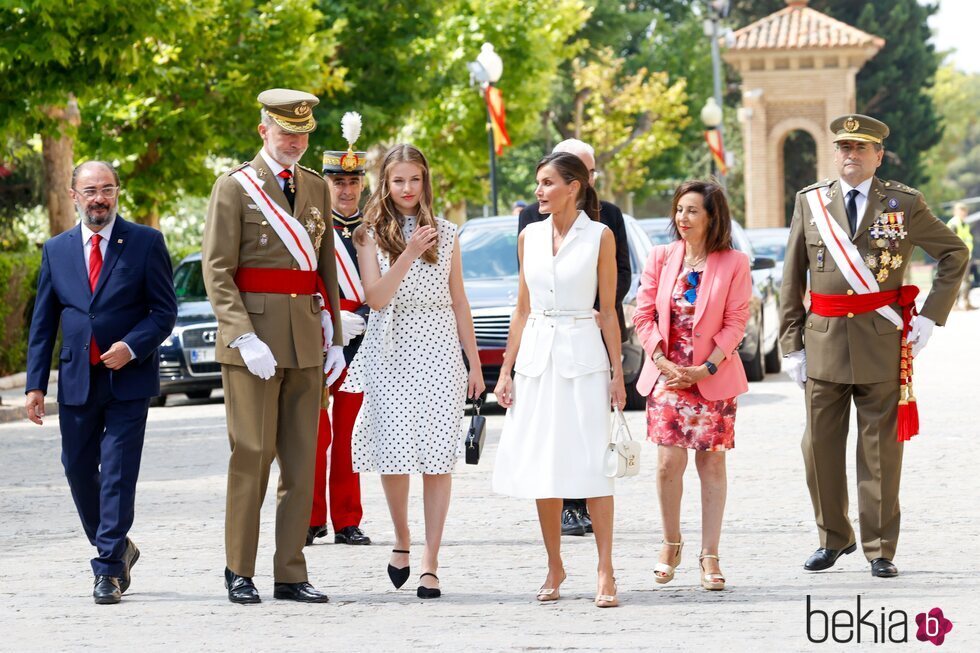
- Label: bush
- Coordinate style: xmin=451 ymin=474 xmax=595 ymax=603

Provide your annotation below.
xmin=0 ymin=251 xmax=43 ymax=376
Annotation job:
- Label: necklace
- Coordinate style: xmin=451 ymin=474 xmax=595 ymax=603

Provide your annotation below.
xmin=332 ymin=211 xmax=362 ymax=238
xmin=684 ymin=252 xmax=706 ymax=270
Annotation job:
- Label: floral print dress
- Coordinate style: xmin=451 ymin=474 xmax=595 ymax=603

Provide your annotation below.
xmin=646 ymin=266 xmax=736 ymax=451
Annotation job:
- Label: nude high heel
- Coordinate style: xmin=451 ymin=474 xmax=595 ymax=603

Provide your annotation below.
xmin=595 ymin=578 xmax=618 ymax=608
xmin=699 ymin=553 xmax=726 ymax=591
xmin=654 ymin=539 xmax=683 ymax=585
xmin=536 ymin=571 xmax=566 ymax=602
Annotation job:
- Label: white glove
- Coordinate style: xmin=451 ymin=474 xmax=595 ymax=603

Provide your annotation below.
xmin=323 ymin=345 xmax=345 ymax=386
xmin=233 ymin=333 xmax=277 ymax=380
xmin=340 ymin=310 xmax=366 ymax=346
xmin=783 ymin=350 xmax=807 ymax=389
xmin=908 ymin=315 xmax=935 ymax=358
xmin=320 ymin=307 xmax=334 ymax=352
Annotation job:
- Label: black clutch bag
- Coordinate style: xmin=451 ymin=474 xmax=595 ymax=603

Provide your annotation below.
xmin=464 ymin=397 xmax=486 ymax=465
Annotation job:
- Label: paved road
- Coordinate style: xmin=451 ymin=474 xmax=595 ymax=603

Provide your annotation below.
xmin=1 ymin=310 xmax=977 ymax=651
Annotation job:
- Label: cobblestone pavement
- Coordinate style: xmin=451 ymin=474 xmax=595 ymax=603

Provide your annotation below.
xmin=1 ymin=310 xmax=977 ymax=652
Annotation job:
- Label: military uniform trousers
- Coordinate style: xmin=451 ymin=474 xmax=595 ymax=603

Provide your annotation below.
xmin=310 ymin=368 xmax=364 ymax=531
xmin=222 ymin=363 xmax=322 ymax=582
xmin=803 ymin=376 xmax=903 ymax=561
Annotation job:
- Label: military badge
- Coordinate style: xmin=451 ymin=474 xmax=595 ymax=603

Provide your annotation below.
xmin=865 ymin=253 xmax=878 ymax=269
xmin=890 ymin=254 xmax=903 ymax=269
xmin=259 ymin=233 xmax=269 ymax=247
xmin=876 ymin=268 xmax=890 ymax=283
xmin=888 ymin=197 xmax=899 ymax=209
xmin=843 ymin=117 xmax=860 ymax=133
xmin=879 ymin=250 xmax=892 ymax=268
xmin=305 ymin=209 xmax=326 ymax=250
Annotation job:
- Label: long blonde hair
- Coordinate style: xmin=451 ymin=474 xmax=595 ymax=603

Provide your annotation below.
xmin=356 ymin=143 xmax=438 ymax=264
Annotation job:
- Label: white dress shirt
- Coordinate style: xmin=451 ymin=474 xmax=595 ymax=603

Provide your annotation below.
xmin=81 ymin=219 xmax=114 ymax=270
xmin=260 ymin=149 xmax=295 ymax=190
xmin=80 ymin=218 xmax=135 ymax=360
xmin=838 ymin=177 xmax=873 ymax=230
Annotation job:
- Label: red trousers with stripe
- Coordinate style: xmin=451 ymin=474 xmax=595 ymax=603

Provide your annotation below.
xmin=309 ymin=369 xmax=363 ymax=530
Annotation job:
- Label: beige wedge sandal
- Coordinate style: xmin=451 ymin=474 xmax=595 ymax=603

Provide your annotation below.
xmin=654 ymin=539 xmax=684 ymax=585
xmin=699 ymin=553 xmax=726 ymax=591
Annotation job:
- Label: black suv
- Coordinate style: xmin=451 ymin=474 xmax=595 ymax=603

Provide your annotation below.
xmin=155 ymin=253 xmax=221 ymax=406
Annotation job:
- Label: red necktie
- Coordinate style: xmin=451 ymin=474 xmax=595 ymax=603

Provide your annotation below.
xmin=278 ymin=169 xmax=295 ymax=212
xmin=89 ymin=234 xmax=103 ymax=365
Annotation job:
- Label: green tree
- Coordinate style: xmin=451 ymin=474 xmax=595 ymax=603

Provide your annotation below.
xmin=921 ymin=66 xmax=980 ymax=205
xmin=0 ymin=1 xmax=193 ymax=233
xmin=570 ymin=47 xmax=690 ymax=206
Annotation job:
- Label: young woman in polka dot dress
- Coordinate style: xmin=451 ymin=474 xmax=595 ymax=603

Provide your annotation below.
xmin=343 ymin=144 xmax=484 ymax=598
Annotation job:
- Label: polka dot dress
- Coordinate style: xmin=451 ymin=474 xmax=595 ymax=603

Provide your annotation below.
xmin=342 ymin=216 xmax=467 ymax=474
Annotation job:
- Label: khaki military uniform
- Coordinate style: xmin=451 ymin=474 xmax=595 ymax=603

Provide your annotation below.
xmin=780 ymin=176 xmax=968 ymax=561
xmin=203 ymin=151 xmax=343 ymax=582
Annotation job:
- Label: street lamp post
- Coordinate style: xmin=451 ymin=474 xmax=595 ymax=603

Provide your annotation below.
xmin=467 ymin=43 xmax=504 ymax=215
xmin=701 ymin=96 xmax=723 ymax=177
xmin=704 ymin=0 xmax=730 ymax=187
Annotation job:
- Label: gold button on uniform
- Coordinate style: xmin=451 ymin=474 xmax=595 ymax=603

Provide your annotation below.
xmin=847 ymin=289 xmax=854 ymax=295
xmin=290 ymin=293 xmax=297 ymax=298
xmin=847 ymin=312 xmax=854 ymax=318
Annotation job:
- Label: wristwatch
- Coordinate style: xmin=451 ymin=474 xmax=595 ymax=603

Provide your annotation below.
xmin=704 ymin=361 xmax=718 ymax=375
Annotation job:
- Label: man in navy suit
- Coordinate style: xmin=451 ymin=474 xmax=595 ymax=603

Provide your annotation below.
xmin=25 ymin=161 xmax=177 ymax=604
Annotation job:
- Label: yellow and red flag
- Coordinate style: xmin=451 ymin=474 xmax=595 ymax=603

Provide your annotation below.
xmin=486 ymin=86 xmax=511 ymax=155
xmin=704 ymin=129 xmax=728 ymax=175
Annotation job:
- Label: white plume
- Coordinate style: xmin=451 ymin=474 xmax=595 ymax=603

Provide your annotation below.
xmin=341 ymin=111 xmax=362 ymax=146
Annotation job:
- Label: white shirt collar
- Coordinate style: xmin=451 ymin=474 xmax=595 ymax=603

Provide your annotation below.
xmin=260 ymin=148 xmax=294 ymax=178
xmin=839 ymin=176 xmax=873 ymax=199
xmin=80 ymin=218 xmax=115 ymax=246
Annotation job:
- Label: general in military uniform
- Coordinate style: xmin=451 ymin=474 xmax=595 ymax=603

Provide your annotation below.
xmin=202 ymin=89 xmax=345 ymax=604
xmin=307 ymin=111 xmax=373 ymax=547
xmin=780 ymin=114 xmax=968 ymax=578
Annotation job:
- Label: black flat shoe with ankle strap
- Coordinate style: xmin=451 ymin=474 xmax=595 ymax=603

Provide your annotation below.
xmin=387 ymin=549 xmax=410 ymax=588
xmin=417 ymin=572 xmax=441 ymax=599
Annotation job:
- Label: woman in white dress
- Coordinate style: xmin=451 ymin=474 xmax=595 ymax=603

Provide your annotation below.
xmin=344 ymin=144 xmax=484 ymax=599
xmin=492 ymin=152 xmax=626 ymax=608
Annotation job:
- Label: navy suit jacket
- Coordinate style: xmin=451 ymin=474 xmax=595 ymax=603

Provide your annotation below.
xmin=26 ymin=217 xmax=178 ymax=406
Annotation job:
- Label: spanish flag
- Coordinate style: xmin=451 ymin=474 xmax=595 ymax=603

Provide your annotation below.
xmin=704 ymin=129 xmax=728 ymax=175
xmin=486 ymin=86 xmax=511 ymax=155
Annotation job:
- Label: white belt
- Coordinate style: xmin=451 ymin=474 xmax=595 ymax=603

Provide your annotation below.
xmin=530 ymin=309 xmax=594 ymax=319
xmin=381 ymin=302 xmax=452 ymax=353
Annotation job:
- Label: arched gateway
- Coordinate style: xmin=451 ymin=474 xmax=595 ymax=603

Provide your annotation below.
xmin=723 ymin=0 xmax=884 ymax=227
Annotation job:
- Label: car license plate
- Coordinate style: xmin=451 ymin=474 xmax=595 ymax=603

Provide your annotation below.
xmin=189 ymin=347 xmax=215 ymax=363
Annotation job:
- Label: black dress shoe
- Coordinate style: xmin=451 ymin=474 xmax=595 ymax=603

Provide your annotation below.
xmin=335 ymin=526 xmax=372 ymax=545
xmin=119 ymin=538 xmax=140 ymax=594
xmin=416 ymin=572 xmax=441 ymax=599
xmin=804 ymin=543 xmax=857 ymax=571
xmin=561 ymin=508 xmax=587 ymax=537
xmin=224 ymin=567 xmax=261 ymax=604
xmin=273 ymin=581 xmax=330 ymax=603
xmin=578 ymin=507 xmax=594 ymax=534
xmin=93 ymin=575 xmax=121 ymax=604
xmin=871 ymin=558 xmax=899 ymax=578
xmin=388 ymin=549 xmax=410 ymax=588
xmin=306 ymin=525 xmax=328 ymax=546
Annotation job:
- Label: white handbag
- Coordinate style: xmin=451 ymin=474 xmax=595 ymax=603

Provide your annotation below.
xmin=604 ymin=408 xmax=641 ymax=478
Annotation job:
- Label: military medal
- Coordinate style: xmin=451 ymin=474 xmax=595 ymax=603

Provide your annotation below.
xmin=332 ymin=211 xmax=362 ymax=240
xmin=305 ymin=210 xmax=326 ymax=250
xmin=865 ymin=253 xmax=878 ymax=269
xmin=890 ymin=254 xmax=903 ymax=269
xmin=259 ymin=233 xmax=269 ymax=247
xmin=876 ymin=268 xmax=890 ymax=283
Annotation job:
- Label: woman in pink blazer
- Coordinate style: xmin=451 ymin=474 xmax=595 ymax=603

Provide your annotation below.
xmin=633 ymin=180 xmax=751 ymax=591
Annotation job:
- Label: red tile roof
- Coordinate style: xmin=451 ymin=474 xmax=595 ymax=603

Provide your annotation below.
xmin=729 ymin=1 xmax=884 ymax=52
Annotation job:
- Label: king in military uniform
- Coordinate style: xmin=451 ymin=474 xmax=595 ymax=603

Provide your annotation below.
xmin=202 ymin=89 xmax=345 ymax=604
xmin=307 ymin=111 xmax=373 ymax=548
xmin=780 ymin=114 xmax=969 ymax=578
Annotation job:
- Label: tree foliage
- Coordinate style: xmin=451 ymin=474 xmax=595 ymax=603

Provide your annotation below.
xmin=570 ymin=47 xmax=689 ymax=204
xmin=921 ymin=66 xmax=980 ymax=205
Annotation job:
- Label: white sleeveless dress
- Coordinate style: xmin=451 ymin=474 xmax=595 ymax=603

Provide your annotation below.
xmin=492 ymin=211 xmax=614 ymax=499
xmin=343 ymin=216 xmax=468 ymax=474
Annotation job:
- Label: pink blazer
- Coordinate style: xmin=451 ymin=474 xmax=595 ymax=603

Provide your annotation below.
xmin=633 ymin=240 xmax=752 ymax=401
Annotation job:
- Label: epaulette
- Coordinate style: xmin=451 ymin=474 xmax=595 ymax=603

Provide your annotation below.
xmin=226 ymin=161 xmax=250 ymax=176
xmin=296 ymin=163 xmax=323 ymax=178
xmin=882 ymin=180 xmax=918 ymax=195
xmin=799 ymin=178 xmax=832 ymax=194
